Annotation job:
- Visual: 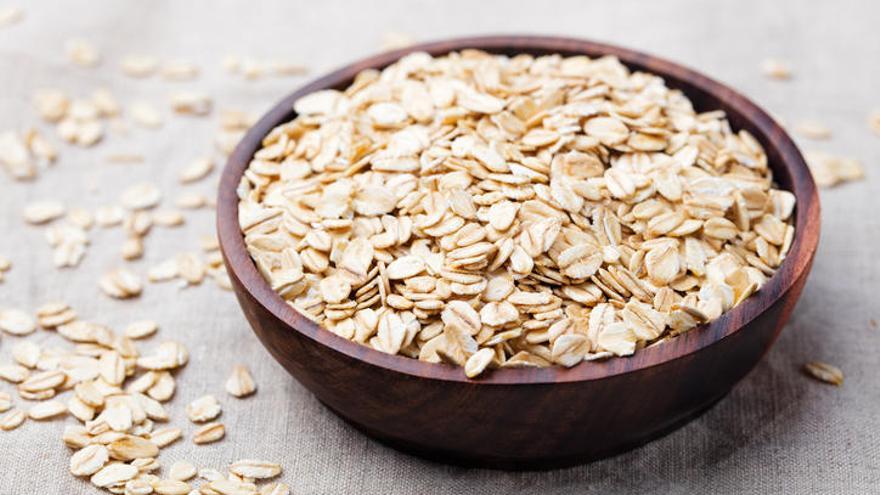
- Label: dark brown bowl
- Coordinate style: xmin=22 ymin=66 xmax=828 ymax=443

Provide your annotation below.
xmin=217 ymin=35 xmax=820 ymax=470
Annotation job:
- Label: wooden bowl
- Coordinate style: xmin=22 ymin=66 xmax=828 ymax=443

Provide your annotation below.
xmin=217 ymin=35 xmax=820 ymax=470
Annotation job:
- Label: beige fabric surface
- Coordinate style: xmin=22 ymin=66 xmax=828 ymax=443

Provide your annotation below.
xmin=1 ymin=0 xmax=878 ymax=493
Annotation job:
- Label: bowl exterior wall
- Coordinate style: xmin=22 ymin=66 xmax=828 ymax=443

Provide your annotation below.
xmin=226 ymin=251 xmax=812 ymax=469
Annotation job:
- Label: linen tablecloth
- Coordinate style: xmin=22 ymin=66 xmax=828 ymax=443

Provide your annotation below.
xmin=1 ymin=1 xmax=877 ymax=493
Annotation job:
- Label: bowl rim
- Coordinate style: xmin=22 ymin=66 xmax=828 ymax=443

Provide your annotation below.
xmin=217 ymin=34 xmax=820 ymax=385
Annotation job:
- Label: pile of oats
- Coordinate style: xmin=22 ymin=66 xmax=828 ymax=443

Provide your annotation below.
xmin=237 ymin=50 xmax=797 ymax=377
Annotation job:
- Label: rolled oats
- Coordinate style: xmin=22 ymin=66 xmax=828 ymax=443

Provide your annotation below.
xmin=148 ymin=426 xmax=182 ymax=448
xmin=0 ymin=6 xmax=23 ymax=27
xmin=107 ymin=436 xmax=159 ymax=461
xmin=794 ymin=120 xmax=831 ymax=140
xmin=23 ymin=200 xmax=65 ymax=224
xmin=70 ymin=444 xmax=110 ymax=476
xmin=124 ymin=320 xmax=159 ymax=339
xmin=28 ymin=400 xmax=68 ymax=420
xmin=240 ymin=50 xmax=795 ymax=377
xmin=869 ymin=110 xmax=880 ymax=136
xmin=381 ymin=32 xmax=415 ymax=51
xmin=761 ymin=58 xmax=792 ymax=80
xmin=90 ymin=462 xmax=138 ymax=488
xmin=209 ymin=478 xmax=253 ymax=495
xmin=179 ymin=157 xmax=214 ymax=183
xmin=0 ymin=130 xmax=37 ymax=180
xmin=65 ymin=38 xmax=101 ymax=67
xmin=121 ymin=182 xmax=162 ymax=210
xmin=154 ymin=479 xmax=191 ymax=494
xmin=260 ymin=483 xmax=290 ymax=495
xmin=121 ymin=54 xmax=158 ymax=78
xmin=131 ymin=102 xmax=163 ymax=129
xmin=229 ymin=459 xmax=282 ymax=479
xmin=171 ymin=92 xmax=213 ymax=116
xmin=160 ymin=61 xmax=199 ymax=81
xmin=804 ymin=150 xmax=864 ymax=188
xmin=0 ymin=308 xmax=36 ymax=335
xmin=12 ymin=341 xmax=41 ymax=368
xmin=192 ymin=422 xmax=225 ymax=445
xmin=169 ymin=460 xmax=197 ymax=481
xmin=99 ymin=268 xmax=143 ymax=299
xmin=225 ymin=365 xmax=256 ymax=398
xmin=804 ymin=361 xmax=844 ymax=385
xmin=185 ymin=394 xmax=222 ymax=423
xmin=0 ymin=408 xmax=26 ymax=430
xmin=0 ymin=364 xmax=30 ymax=383
xmin=153 ymin=209 xmax=185 ymax=227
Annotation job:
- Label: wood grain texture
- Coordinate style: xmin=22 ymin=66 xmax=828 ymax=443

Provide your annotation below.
xmin=217 ymin=35 xmax=820 ymax=469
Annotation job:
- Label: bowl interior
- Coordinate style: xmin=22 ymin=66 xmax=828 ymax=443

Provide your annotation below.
xmin=217 ymin=35 xmax=820 ymax=385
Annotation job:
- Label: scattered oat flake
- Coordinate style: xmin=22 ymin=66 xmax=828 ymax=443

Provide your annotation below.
xmin=92 ymin=88 xmax=120 ymax=117
xmin=148 ymin=259 xmax=179 ymax=282
xmin=229 ymin=459 xmax=282 ymax=479
xmin=33 ymin=89 xmax=69 ymax=122
xmin=0 ymin=409 xmax=25 ymax=430
xmin=12 ymin=340 xmax=40 ymax=368
xmin=23 ymin=200 xmax=65 ymax=224
xmin=176 ymin=192 xmax=208 ymax=209
xmin=131 ymin=101 xmax=163 ymax=129
xmin=170 ymin=92 xmax=212 ymax=116
xmin=99 ymin=267 xmax=143 ymax=299
xmin=761 ymin=58 xmax=791 ymax=80
xmin=210 ymin=478 xmax=253 ymax=495
xmin=160 ymin=61 xmax=199 ymax=81
xmin=120 ymin=182 xmax=162 ymax=210
xmin=0 ymin=130 xmax=37 ymax=180
xmin=186 ymin=394 xmax=222 ymax=422
xmin=381 ymin=31 xmax=415 ymax=51
xmin=90 ymin=463 xmax=138 ymax=488
xmin=261 ymin=482 xmax=291 ymax=495
xmin=794 ymin=120 xmax=832 ymax=140
xmin=124 ymin=320 xmax=158 ymax=339
xmin=270 ymin=60 xmax=308 ymax=77
xmin=805 ymin=150 xmax=864 ymax=188
xmin=0 ymin=364 xmax=29 ymax=383
xmin=95 ymin=205 xmax=125 ymax=227
xmin=28 ymin=400 xmax=67 ymax=420
xmin=225 ymin=365 xmax=256 ymax=398
xmin=105 ymin=153 xmax=144 ymax=164
xmin=868 ymin=111 xmax=880 ymax=136
xmin=153 ymin=209 xmax=185 ymax=227
xmin=803 ymin=361 xmax=843 ymax=385
xmin=120 ymin=54 xmax=158 ymax=78
xmin=192 ymin=422 xmax=225 ymax=444
xmin=179 ymin=157 xmax=214 ymax=183
xmin=222 ymin=54 xmax=241 ymax=73
xmin=0 ymin=6 xmax=23 ymax=27
xmin=65 ymin=38 xmax=100 ymax=67
xmin=69 ymin=444 xmax=109 ymax=476
xmin=0 ymin=308 xmax=36 ymax=335
xmin=149 ymin=426 xmax=182 ymax=447
xmin=169 ymin=460 xmax=197 ymax=481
